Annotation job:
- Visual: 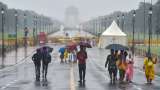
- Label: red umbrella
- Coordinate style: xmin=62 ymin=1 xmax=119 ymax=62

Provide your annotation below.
xmin=66 ymin=42 xmax=77 ymax=51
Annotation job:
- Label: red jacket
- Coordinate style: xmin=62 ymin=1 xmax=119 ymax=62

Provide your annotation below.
xmin=77 ymin=51 xmax=87 ymax=64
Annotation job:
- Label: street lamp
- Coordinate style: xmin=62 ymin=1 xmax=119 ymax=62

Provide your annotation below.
xmin=117 ymin=15 xmax=120 ymax=26
xmin=132 ymin=10 xmax=136 ymax=57
xmin=1 ymin=8 xmax=5 ymax=67
xmin=148 ymin=6 xmax=152 ymax=54
xmin=144 ymin=0 xmax=146 ymax=44
xmin=24 ymin=13 xmax=27 ymax=47
xmin=122 ymin=14 xmax=125 ymax=32
xmin=35 ymin=16 xmax=38 ymax=45
xmin=15 ymin=10 xmax=18 ymax=52
xmin=23 ymin=13 xmax=28 ymax=57
xmin=33 ymin=16 xmax=36 ymax=46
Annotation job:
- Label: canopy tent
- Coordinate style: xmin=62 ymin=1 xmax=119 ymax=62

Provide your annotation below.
xmin=99 ymin=20 xmax=127 ymax=48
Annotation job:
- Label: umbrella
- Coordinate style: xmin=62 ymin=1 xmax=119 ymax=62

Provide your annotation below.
xmin=79 ymin=42 xmax=92 ymax=48
xmin=66 ymin=42 xmax=77 ymax=51
xmin=105 ymin=44 xmax=129 ymax=50
xmin=37 ymin=46 xmax=53 ymax=53
xmin=59 ymin=47 xmax=65 ymax=53
xmin=44 ymin=46 xmax=53 ymax=53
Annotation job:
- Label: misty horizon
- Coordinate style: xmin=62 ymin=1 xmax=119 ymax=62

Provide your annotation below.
xmin=0 ymin=0 xmax=158 ymax=22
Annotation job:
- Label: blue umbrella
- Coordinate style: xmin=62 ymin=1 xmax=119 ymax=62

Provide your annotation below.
xmin=59 ymin=47 xmax=65 ymax=53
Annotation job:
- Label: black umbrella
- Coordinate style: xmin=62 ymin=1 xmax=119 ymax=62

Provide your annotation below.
xmin=105 ymin=44 xmax=129 ymax=50
xmin=79 ymin=42 xmax=92 ymax=48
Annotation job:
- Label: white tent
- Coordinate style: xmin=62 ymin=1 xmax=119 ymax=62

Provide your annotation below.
xmin=99 ymin=21 xmax=127 ymax=48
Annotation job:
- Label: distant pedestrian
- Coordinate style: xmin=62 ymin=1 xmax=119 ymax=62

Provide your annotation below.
xmin=73 ymin=50 xmax=77 ymax=63
xmin=59 ymin=47 xmax=65 ymax=63
xmin=68 ymin=51 xmax=72 ymax=62
xmin=77 ymin=45 xmax=88 ymax=83
xmin=143 ymin=53 xmax=157 ymax=84
xmin=126 ymin=54 xmax=134 ymax=83
xmin=32 ymin=49 xmax=42 ymax=81
xmin=64 ymin=49 xmax=68 ymax=63
xmin=105 ymin=49 xmax=117 ymax=83
xmin=42 ymin=47 xmax=51 ymax=81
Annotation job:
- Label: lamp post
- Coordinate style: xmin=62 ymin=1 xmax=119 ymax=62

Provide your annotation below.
xmin=148 ymin=6 xmax=152 ymax=54
xmin=122 ymin=14 xmax=125 ymax=32
xmin=24 ymin=13 xmax=28 ymax=58
xmin=117 ymin=15 xmax=120 ymax=26
xmin=15 ymin=11 xmax=18 ymax=52
xmin=33 ymin=16 xmax=36 ymax=46
xmin=14 ymin=10 xmax=18 ymax=64
xmin=24 ymin=13 xmax=27 ymax=47
xmin=35 ymin=16 xmax=38 ymax=45
xmin=1 ymin=8 xmax=5 ymax=67
xmin=144 ymin=0 xmax=146 ymax=44
xmin=132 ymin=10 xmax=136 ymax=57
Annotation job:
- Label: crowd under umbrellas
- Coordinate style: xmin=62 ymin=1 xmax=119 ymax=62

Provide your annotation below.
xmin=105 ymin=43 xmax=157 ymax=84
xmin=58 ymin=41 xmax=92 ymax=63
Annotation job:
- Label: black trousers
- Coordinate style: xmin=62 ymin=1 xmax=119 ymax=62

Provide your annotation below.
xmin=108 ymin=67 xmax=117 ymax=81
xmin=78 ymin=64 xmax=86 ymax=81
xmin=34 ymin=62 xmax=41 ymax=81
xmin=42 ymin=62 xmax=49 ymax=79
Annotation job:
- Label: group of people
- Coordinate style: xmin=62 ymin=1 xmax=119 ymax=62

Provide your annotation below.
xmin=105 ymin=49 xmax=134 ymax=84
xmin=32 ymin=47 xmax=52 ymax=81
xmin=59 ymin=45 xmax=88 ymax=83
xmin=105 ymin=49 xmax=157 ymax=84
xmin=60 ymin=48 xmax=77 ymax=63
xmin=31 ymin=44 xmax=158 ymax=85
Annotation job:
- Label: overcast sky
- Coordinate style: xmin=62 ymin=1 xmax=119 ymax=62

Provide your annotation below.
xmin=0 ymin=0 xmax=158 ymax=22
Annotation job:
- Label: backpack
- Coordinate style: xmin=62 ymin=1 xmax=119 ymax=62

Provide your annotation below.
xmin=32 ymin=53 xmax=41 ymax=62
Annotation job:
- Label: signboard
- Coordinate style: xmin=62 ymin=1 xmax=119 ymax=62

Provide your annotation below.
xmin=38 ymin=32 xmax=46 ymax=45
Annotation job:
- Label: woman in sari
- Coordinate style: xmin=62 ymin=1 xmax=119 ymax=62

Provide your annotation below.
xmin=143 ymin=54 xmax=157 ymax=84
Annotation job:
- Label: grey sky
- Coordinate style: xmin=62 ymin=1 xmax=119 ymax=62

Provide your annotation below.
xmin=0 ymin=0 xmax=157 ymax=22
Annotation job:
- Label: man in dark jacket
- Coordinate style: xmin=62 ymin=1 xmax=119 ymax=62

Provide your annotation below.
xmin=77 ymin=45 xmax=88 ymax=83
xmin=105 ymin=49 xmax=117 ymax=83
xmin=32 ymin=49 xmax=42 ymax=81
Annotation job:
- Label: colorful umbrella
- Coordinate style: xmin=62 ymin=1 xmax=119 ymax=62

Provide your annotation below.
xmin=66 ymin=41 xmax=77 ymax=51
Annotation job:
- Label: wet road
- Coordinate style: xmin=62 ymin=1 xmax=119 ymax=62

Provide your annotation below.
xmin=0 ymin=45 xmax=160 ymax=90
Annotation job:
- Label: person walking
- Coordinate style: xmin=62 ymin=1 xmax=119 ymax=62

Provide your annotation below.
xmin=114 ymin=50 xmax=119 ymax=80
xmin=77 ymin=45 xmax=88 ymax=83
xmin=143 ymin=53 xmax=157 ymax=84
xmin=117 ymin=50 xmax=127 ymax=83
xmin=32 ymin=49 xmax=42 ymax=81
xmin=105 ymin=49 xmax=117 ymax=83
xmin=64 ymin=48 xmax=68 ymax=63
xmin=42 ymin=47 xmax=51 ymax=81
xmin=73 ymin=50 xmax=77 ymax=63
xmin=126 ymin=54 xmax=134 ymax=83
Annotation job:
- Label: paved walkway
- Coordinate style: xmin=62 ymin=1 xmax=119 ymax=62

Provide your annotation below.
xmin=0 ymin=46 xmax=160 ymax=90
